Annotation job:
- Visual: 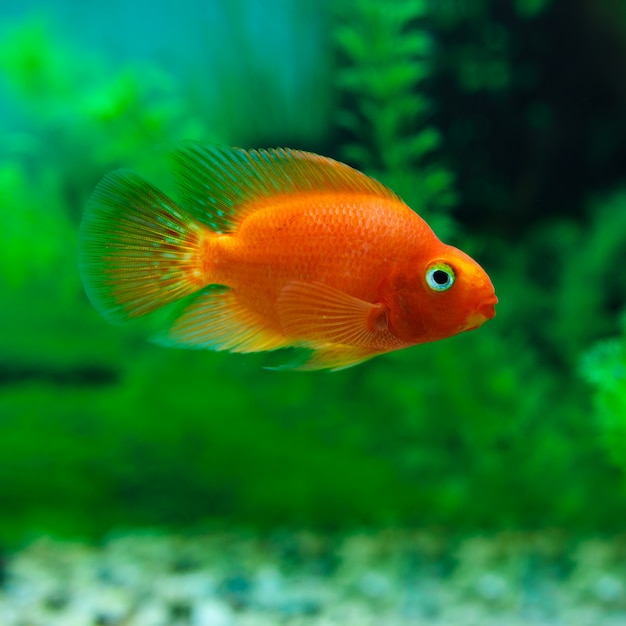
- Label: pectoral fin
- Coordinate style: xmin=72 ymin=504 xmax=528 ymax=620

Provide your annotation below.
xmin=277 ymin=281 xmax=389 ymax=347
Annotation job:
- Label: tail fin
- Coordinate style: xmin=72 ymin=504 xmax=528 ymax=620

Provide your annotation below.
xmin=79 ymin=170 xmax=208 ymax=324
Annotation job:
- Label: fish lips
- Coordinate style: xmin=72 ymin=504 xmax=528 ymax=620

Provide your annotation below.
xmin=479 ymin=295 xmax=498 ymax=320
xmin=461 ymin=295 xmax=498 ymax=331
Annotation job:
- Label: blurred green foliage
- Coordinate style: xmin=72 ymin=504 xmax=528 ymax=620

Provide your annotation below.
xmin=1 ymin=0 xmax=626 ymax=544
xmin=581 ymin=314 xmax=626 ymax=477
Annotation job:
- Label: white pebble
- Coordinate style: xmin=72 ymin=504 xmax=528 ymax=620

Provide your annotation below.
xmin=593 ymin=574 xmax=624 ymax=603
xmin=476 ymin=572 xmax=508 ymax=600
xmin=193 ymin=599 xmax=234 ymax=626
xmin=131 ymin=601 xmax=168 ymax=626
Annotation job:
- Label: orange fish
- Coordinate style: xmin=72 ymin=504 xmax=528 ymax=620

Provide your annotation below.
xmin=79 ymin=143 xmax=497 ymax=371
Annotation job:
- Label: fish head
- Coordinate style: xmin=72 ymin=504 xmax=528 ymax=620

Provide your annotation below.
xmin=383 ymin=244 xmax=497 ymax=344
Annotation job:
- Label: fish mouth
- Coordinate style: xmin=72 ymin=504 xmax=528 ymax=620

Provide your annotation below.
xmin=478 ymin=295 xmax=498 ymax=320
xmin=461 ymin=295 xmax=498 ymax=331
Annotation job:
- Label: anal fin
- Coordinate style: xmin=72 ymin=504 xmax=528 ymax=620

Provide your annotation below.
xmin=157 ymin=285 xmax=290 ymax=353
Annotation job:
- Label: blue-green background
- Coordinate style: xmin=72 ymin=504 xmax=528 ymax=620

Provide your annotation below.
xmin=2 ymin=0 xmax=626 ymax=543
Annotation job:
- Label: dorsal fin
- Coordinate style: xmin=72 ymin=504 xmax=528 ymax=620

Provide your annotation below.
xmin=169 ymin=142 xmax=400 ymax=233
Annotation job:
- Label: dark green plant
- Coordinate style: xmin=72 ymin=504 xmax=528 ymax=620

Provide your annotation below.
xmin=429 ymin=0 xmax=553 ymax=95
xmin=515 ymin=190 xmax=626 ymax=367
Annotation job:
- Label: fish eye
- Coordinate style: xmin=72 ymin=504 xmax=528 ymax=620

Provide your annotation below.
xmin=425 ymin=263 xmax=455 ymax=292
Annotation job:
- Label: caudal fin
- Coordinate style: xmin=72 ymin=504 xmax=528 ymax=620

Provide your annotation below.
xmin=79 ymin=170 xmax=208 ymax=324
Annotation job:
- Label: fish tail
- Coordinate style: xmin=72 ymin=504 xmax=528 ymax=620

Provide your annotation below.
xmin=79 ymin=169 xmax=211 ymax=324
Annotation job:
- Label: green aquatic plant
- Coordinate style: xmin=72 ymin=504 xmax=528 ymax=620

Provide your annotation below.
xmin=524 ymin=190 xmax=626 ymax=367
xmin=429 ymin=0 xmax=553 ymax=94
xmin=0 ymin=19 xmax=215 ymax=178
xmin=334 ymin=0 xmax=456 ymax=237
xmin=581 ymin=314 xmax=626 ymax=474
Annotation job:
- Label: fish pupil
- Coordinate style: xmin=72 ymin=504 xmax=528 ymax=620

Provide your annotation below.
xmin=432 ymin=270 xmax=450 ymax=285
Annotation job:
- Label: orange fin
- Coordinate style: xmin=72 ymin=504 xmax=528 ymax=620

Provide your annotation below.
xmin=169 ymin=142 xmax=400 ymax=233
xmin=157 ymin=285 xmax=290 ymax=353
xmin=79 ymin=170 xmax=208 ymax=323
xmin=277 ymin=281 xmax=390 ymax=347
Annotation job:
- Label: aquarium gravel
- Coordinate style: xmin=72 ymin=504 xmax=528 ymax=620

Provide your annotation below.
xmin=2 ymin=531 xmax=626 ymax=626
